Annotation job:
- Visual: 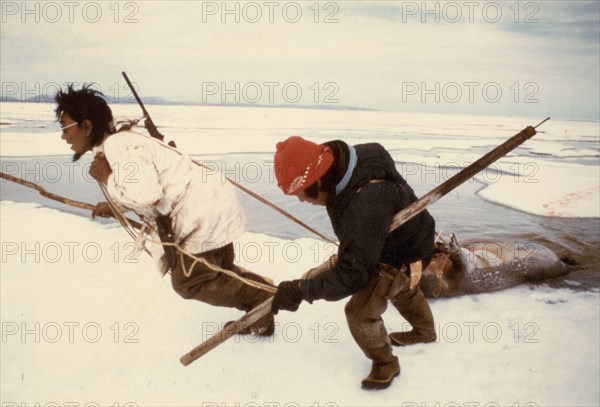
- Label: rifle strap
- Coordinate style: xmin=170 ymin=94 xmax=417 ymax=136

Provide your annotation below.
xmin=155 ymin=215 xmax=178 ymax=271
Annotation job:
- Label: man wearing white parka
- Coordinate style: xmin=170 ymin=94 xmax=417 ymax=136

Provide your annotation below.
xmin=55 ymin=84 xmax=274 ymax=335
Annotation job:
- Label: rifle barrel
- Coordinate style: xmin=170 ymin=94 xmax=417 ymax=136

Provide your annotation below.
xmin=122 ymin=71 xmax=148 ymax=116
xmin=121 ymin=71 xmax=164 ymax=141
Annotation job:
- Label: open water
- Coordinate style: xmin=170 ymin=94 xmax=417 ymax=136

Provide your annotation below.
xmin=1 ymin=103 xmax=598 ymax=291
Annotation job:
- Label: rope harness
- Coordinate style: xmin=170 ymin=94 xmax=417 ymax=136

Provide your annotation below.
xmin=98 ymin=176 xmax=276 ymax=294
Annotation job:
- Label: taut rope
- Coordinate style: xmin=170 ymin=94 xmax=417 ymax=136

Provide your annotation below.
xmin=98 ymin=183 xmax=276 ymax=293
xmin=1 ymin=170 xmax=276 ymax=293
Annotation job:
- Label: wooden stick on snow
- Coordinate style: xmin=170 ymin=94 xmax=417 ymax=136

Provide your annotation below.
xmin=179 ymin=118 xmax=549 ymax=366
xmin=0 ymin=171 xmax=143 ymax=229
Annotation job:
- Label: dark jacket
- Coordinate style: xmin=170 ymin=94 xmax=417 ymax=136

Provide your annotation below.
xmin=299 ymin=141 xmax=436 ymax=302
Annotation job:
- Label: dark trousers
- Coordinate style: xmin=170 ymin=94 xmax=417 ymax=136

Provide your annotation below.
xmin=345 ymin=263 xmax=434 ymax=364
xmin=170 ymin=243 xmax=274 ymax=312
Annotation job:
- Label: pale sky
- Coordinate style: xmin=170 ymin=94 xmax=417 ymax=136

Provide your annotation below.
xmin=1 ymin=0 xmax=599 ymax=120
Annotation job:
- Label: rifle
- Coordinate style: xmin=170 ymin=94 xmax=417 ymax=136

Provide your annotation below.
xmin=121 ymin=71 xmax=178 ymax=270
xmin=121 ymin=71 xmax=176 ymax=148
xmin=124 ymin=72 xmax=337 ymax=244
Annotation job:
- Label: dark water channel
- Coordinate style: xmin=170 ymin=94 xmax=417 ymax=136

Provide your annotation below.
xmin=1 ymin=154 xmax=598 ymax=291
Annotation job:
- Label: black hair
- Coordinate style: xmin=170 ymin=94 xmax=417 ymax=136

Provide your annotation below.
xmin=304 ymin=182 xmax=320 ymax=199
xmin=317 ymin=140 xmax=349 ymax=196
xmin=301 ymin=140 xmax=350 ymax=200
xmin=55 ymin=84 xmax=113 ymax=160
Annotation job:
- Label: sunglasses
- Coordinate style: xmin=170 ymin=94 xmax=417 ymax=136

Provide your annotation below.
xmin=60 ymin=122 xmax=79 ymax=131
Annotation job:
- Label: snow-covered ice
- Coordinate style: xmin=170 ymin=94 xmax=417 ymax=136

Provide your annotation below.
xmin=1 ymin=202 xmax=598 ymax=406
xmin=1 ymin=102 xmax=599 ymax=406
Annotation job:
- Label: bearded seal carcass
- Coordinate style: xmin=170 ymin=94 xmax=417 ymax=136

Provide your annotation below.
xmin=420 ymin=234 xmax=570 ymax=297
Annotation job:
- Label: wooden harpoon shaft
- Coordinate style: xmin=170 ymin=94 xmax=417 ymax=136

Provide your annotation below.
xmin=180 ymin=124 xmax=538 ymax=366
xmin=388 ymin=125 xmax=536 ymax=232
xmin=180 ymin=298 xmax=273 ymax=366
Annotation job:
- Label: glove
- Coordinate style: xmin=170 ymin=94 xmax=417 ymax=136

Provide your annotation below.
xmin=271 ymin=280 xmax=303 ymax=315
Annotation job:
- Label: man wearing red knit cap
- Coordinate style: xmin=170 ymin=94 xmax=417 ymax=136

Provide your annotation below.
xmin=272 ymin=136 xmax=437 ymax=390
xmin=274 ymin=136 xmax=334 ymax=197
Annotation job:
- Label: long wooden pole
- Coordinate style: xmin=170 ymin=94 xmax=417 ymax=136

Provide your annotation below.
xmin=0 ymin=171 xmax=143 ymax=229
xmin=389 ymin=119 xmax=547 ymax=232
xmin=180 ymin=298 xmax=273 ymax=366
xmin=179 ymin=118 xmax=549 ymax=366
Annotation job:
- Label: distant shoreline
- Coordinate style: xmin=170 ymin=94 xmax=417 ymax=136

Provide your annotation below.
xmin=0 ymin=96 xmax=375 ymax=113
xmin=1 ymin=99 xmax=599 ymax=123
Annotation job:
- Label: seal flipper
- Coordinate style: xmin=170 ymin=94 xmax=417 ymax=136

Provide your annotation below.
xmin=446 ymin=234 xmax=469 ymax=279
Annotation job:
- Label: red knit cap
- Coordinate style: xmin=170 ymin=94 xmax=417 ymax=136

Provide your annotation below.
xmin=274 ymin=136 xmax=334 ymax=195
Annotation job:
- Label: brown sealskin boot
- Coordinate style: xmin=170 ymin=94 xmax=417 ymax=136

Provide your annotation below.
xmin=361 ymin=356 xmax=400 ymax=390
xmin=390 ymin=287 xmax=436 ymax=346
xmin=225 ymin=266 xmax=275 ymax=336
xmin=244 ymin=313 xmax=275 ymax=336
xmin=224 ymin=313 xmax=275 ymax=337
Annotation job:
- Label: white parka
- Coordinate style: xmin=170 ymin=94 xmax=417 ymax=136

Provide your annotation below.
xmin=96 ymin=130 xmax=246 ymax=259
